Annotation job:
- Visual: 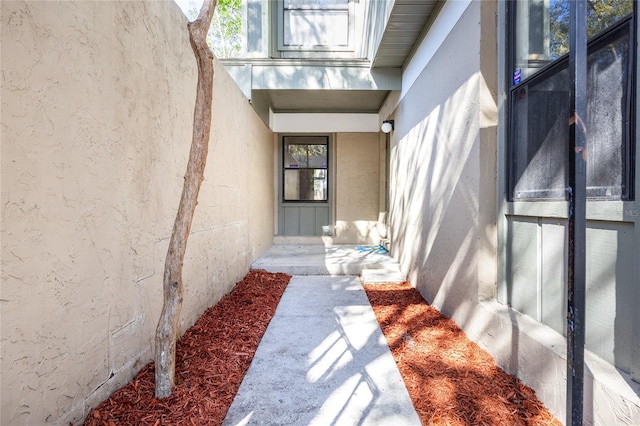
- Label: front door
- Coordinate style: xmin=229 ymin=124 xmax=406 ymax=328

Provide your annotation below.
xmin=279 ymin=135 xmax=331 ymax=236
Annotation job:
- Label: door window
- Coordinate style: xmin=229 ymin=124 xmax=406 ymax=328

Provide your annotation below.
xmin=283 ymin=136 xmax=328 ymax=201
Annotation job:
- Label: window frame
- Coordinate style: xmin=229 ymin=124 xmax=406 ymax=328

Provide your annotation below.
xmin=506 ymin=1 xmax=636 ymax=202
xmin=276 ymin=0 xmax=355 ymax=53
xmin=282 ymin=135 xmax=330 ymax=203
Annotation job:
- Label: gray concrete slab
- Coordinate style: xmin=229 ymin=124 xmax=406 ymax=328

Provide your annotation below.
xmin=222 ymin=275 xmax=420 ymax=426
xmin=251 ymin=245 xmax=402 ymax=276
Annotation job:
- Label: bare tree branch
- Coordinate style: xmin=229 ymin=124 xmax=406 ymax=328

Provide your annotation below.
xmin=155 ymin=0 xmax=217 ymax=399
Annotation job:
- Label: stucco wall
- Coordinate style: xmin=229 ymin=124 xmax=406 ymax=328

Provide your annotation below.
xmin=389 ymin=1 xmax=485 ymax=314
xmin=334 ymin=132 xmax=381 ymax=244
xmin=387 ymin=1 xmax=640 ymax=424
xmin=1 ymin=1 xmax=273 ymax=424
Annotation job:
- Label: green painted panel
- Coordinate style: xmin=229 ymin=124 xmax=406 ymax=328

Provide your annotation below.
xmin=506 ymin=217 xmax=539 ymax=319
xmin=315 ymin=207 xmax=330 ymax=235
xmin=504 ymin=214 xmax=636 ymax=376
xmin=283 ymin=207 xmax=300 ymax=236
xmin=541 ymin=219 xmax=567 ymax=335
xmin=282 ymin=205 xmax=329 ymax=236
xmin=585 ymin=221 xmax=634 ymax=368
xmin=299 ymin=207 xmax=316 ymax=235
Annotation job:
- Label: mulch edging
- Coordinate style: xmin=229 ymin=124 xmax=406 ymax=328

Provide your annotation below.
xmin=85 ymin=269 xmax=291 ymax=426
xmin=85 ymin=272 xmax=561 ymax=426
xmin=363 ymin=281 xmax=562 ymax=426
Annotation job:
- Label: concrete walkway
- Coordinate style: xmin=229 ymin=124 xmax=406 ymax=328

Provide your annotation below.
xmin=222 ymin=245 xmax=420 ymax=426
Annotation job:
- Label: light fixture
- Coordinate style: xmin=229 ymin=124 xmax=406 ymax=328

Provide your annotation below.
xmin=381 ymin=119 xmax=394 ymax=133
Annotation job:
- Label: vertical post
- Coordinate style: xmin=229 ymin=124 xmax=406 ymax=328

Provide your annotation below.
xmin=567 ymin=0 xmax=587 ymax=424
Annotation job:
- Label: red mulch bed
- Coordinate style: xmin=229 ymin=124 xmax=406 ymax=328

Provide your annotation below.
xmin=363 ymin=281 xmax=562 ymax=426
xmin=85 ymin=269 xmax=291 ymax=426
xmin=86 ymin=272 xmax=561 ymax=425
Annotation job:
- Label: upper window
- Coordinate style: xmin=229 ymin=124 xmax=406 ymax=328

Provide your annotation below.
xmin=279 ymin=0 xmax=352 ymax=52
xmin=508 ymin=0 xmax=635 ymax=201
xmin=512 ymin=0 xmax=634 ymax=80
xmin=283 ymin=136 xmax=328 ymax=202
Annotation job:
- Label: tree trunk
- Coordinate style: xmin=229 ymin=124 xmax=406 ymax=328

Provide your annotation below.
xmin=155 ymin=0 xmax=217 ymax=399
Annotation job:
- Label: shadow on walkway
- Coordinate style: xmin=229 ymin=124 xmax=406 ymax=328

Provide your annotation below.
xmin=223 ymin=245 xmax=419 ymax=426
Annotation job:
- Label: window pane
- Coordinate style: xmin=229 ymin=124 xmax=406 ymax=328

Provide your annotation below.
xmin=513 ymin=0 xmax=552 ymax=82
xmin=285 ymin=144 xmax=308 ymax=168
xmin=284 ymin=137 xmax=328 ymax=169
xmin=307 ymin=145 xmax=327 ymax=168
xmin=549 ymin=0 xmax=569 ymax=59
xmin=586 ymin=24 xmax=630 ymax=198
xmin=511 ymin=64 xmax=570 ymax=200
xmin=510 ymin=22 xmax=632 ymax=200
xmin=284 ymin=169 xmax=328 ymax=201
xmin=586 ymin=0 xmax=633 ymax=34
xmin=284 ymin=143 xmax=327 ymax=169
xmin=512 ymin=0 xmax=633 ymax=82
xmin=549 ymin=0 xmax=633 ymax=59
xmin=284 ymin=10 xmax=349 ymax=46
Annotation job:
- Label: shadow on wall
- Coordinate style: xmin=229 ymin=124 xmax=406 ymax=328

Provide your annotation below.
xmin=389 ymin=72 xmax=485 ymax=318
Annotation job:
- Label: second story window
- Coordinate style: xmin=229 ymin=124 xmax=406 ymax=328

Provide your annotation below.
xmin=280 ymin=0 xmax=352 ymax=53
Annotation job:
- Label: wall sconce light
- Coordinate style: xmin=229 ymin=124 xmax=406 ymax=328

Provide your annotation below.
xmin=381 ymin=120 xmax=394 ymax=133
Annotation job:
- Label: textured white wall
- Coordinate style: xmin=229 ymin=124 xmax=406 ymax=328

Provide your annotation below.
xmin=1 ymin=1 xmax=273 ymax=424
xmin=390 ymin=1 xmax=483 ymax=315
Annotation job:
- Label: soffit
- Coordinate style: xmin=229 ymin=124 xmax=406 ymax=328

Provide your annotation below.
xmin=256 ymin=89 xmax=389 ymax=113
xmin=372 ymin=0 xmax=442 ymax=68
xmin=221 ymin=60 xmax=402 ymax=115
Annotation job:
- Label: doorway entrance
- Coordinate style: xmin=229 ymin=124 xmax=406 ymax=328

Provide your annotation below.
xmin=278 ymin=135 xmax=331 ymax=236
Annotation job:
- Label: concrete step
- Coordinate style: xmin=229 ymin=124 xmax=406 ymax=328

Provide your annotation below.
xmin=252 ymin=244 xmax=403 ymax=277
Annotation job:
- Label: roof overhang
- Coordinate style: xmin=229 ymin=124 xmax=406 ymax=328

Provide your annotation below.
xmin=222 ymin=59 xmax=402 ymax=125
xmin=371 ymin=0 xmax=443 ymax=68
